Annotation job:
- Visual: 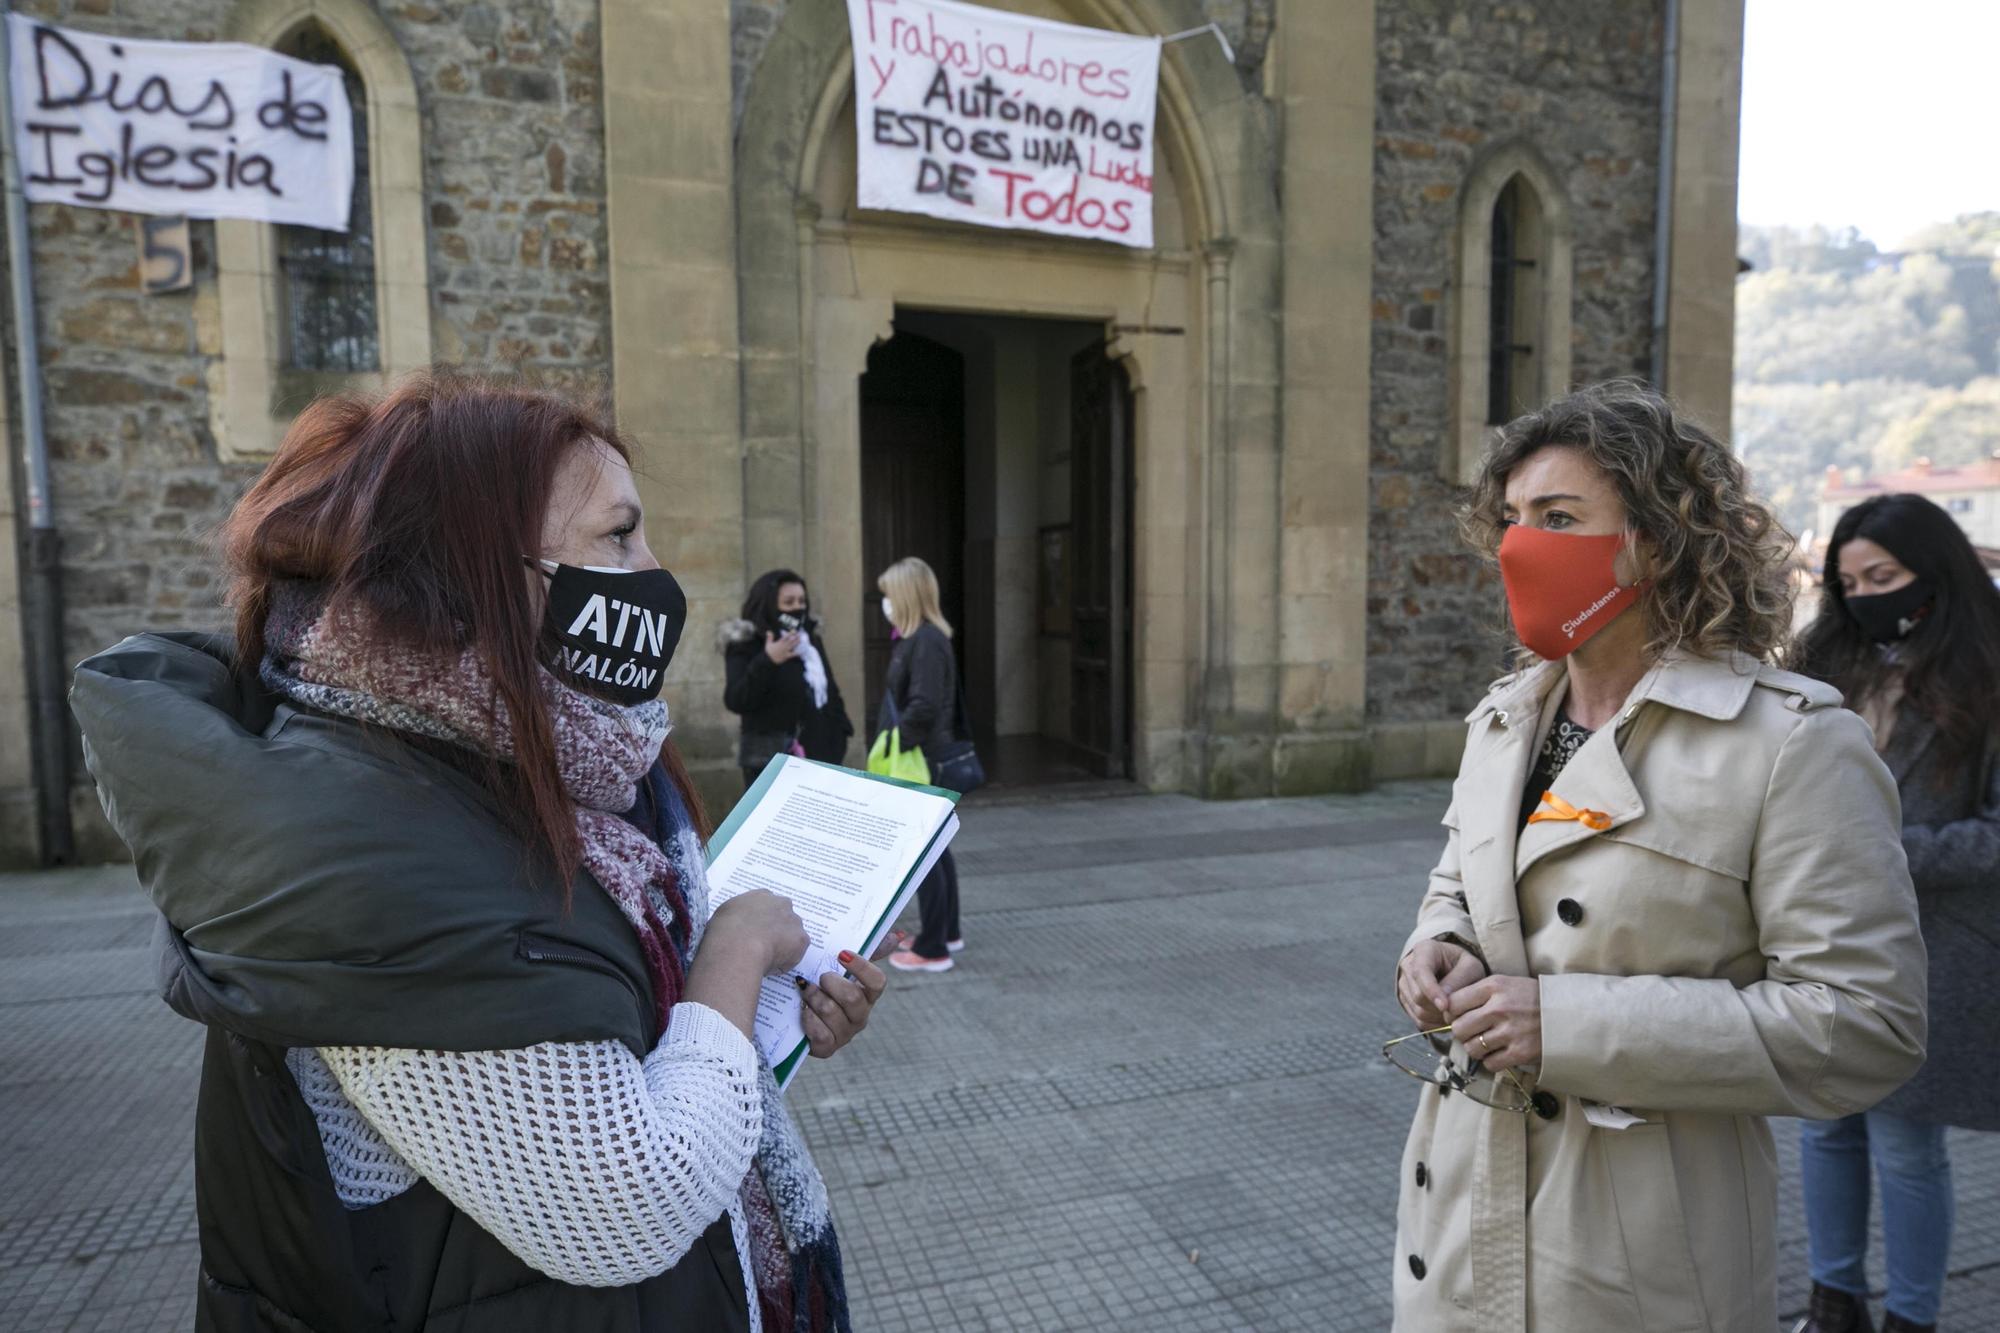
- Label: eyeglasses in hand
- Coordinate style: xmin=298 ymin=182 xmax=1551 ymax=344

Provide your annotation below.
xmin=1381 ymin=1025 xmax=1537 ymax=1114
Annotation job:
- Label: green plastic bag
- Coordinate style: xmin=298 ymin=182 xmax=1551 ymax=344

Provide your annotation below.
xmin=868 ymin=690 xmax=932 ymax=785
xmin=866 ymin=726 xmax=931 ymax=785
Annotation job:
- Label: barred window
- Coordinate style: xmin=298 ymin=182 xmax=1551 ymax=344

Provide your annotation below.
xmin=276 ymin=26 xmax=377 ymax=373
xmin=1448 ymin=145 xmax=1571 ymax=484
xmin=1486 ymin=177 xmax=1544 ymax=426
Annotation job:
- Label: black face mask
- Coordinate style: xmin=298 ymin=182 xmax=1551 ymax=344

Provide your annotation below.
xmin=776 ymin=607 xmax=811 ymax=636
xmin=532 ymin=560 xmax=687 ymax=705
xmin=1845 ymin=578 xmax=1934 ymax=643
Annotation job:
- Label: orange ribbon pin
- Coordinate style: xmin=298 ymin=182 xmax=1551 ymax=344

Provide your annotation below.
xmin=1527 ymin=791 xmax=1613 ymax=831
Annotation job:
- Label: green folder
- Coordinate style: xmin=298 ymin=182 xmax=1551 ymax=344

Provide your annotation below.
xmin=706 ymin=754 xmax=961 ymax=1088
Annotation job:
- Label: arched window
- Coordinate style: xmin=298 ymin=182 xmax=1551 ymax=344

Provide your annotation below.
xmin=212 ymin=0 xmax=430 ymax=459
xmin=1447 ymin=145 xmax=1572 ymax=484
xmin=275 ymin=25 xmax=378 ymax=373
xmin=1487 ymin=177 xmax=1544 ymax=425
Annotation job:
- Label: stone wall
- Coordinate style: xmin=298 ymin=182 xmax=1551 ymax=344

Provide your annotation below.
xmin=725 ymin=0 xmax=1666 ymax=732
xmin=11 ymin=0 xmax=612 ymax=849
xmin=16 ymin=0 xmax=611 ymax=680
xmin=411 ymin=0 xmax=611 ymax=387
xmin=1366 ymin=0 xmax=1664 ymax=722
xmin=2 ymin=0 xmax=1688 ymax=860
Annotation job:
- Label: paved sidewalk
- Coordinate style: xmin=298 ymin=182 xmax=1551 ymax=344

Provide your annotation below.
xmin=2 ymin=782 xmax=1994 ymax=1329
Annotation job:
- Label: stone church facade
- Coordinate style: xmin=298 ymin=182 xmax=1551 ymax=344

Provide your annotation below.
xmin=0 ymin=0 xmax=1744 ymax=863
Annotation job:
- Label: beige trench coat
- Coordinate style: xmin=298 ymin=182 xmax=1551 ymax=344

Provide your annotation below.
xmin=1392 ymin=653 xmax=1927 ymax=1333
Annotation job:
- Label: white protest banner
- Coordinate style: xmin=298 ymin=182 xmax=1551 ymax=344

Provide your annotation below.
xmin=6 ymin=15 xmax=354 ymax=231
xmin=845 ymin=0 xmax=1161 ymax=249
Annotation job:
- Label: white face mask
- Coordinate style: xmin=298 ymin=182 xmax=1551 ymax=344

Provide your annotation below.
xmin=880 ymin=596 xmax=896 ymax=625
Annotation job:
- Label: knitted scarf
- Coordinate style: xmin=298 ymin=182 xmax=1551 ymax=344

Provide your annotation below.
xmin=261 ymin=586 xmax=850 ymax=1333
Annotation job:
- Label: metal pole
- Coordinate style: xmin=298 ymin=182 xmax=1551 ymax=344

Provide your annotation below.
xmin=1650 ymin=0 xmax=1682 ymax=390
xmin=0 ymin=3 xmax=75 ymax=865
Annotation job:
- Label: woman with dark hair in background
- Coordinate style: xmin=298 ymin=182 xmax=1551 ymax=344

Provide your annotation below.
xmin=1787 ymin=493 xmax=2000 ymax=1333
xmin=721 ymin=569 xmax=854 ymax=789
xmin=71 ymin=377 xmax=876 ymax=1332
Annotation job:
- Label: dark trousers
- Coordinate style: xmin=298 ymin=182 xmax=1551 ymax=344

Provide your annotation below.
xmin=910 ymin=849 xmax=960 ymax=959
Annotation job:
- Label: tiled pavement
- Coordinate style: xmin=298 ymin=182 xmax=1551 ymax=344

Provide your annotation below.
xmin=2 ymin=781 xmax=1994 ymax=1330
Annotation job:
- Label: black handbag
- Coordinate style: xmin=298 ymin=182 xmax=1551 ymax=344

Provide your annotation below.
xmin=929 ymin=678 xmax=986 ymax=795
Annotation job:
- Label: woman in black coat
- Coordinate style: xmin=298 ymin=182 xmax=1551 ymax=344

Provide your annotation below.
xmin=1789 ymin=493 xmax=2000 ymax=1333
xmin=720 ymin=569 xmax=854 ymax=789
xmin=877 ymin=556 xmax=965 ymax=973
xmin=71 ymin=381 xmax=872 ymax=1331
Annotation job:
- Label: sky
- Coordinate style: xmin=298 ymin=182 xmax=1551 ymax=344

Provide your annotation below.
xmin=1737 ymin=0 xmax=1999 ymax=247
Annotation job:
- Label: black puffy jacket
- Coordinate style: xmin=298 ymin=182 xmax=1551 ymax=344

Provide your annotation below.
xmin=718 ymin=617 xmax=853 ymax=770
xmin=70 ymin=633 xmax=748 ymax=1332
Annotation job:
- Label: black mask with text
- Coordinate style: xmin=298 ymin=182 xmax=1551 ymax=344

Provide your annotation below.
xmin=534 ymin=560 xmax=687 ymax=705
xmin=1844 ymin=577 xmax=1934 ymax=644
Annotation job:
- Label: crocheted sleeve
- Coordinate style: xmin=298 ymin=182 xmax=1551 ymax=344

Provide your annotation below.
xmin=316 ymin=1001 xmax=764 ymax=1289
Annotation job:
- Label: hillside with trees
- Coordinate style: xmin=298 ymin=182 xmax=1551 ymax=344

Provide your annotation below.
xmin=1733 ymin=213 xmax=2000 ymax=535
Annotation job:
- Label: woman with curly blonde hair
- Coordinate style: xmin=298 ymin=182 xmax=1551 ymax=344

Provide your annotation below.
xmin=1387 ymin=381 xmax=1927 ymax=1332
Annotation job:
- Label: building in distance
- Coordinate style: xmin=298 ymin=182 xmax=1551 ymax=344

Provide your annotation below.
xmin=1819 ymin=456 xmax=2000 ymax=551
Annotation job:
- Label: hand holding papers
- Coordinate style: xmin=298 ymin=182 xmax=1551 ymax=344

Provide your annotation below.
xmin=705 ymin=756 xmax=960 ymax=1089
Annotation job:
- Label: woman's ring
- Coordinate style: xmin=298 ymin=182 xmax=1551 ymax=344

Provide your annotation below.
xmin=1476 ymin=1035 xmax=1490 ymax=1057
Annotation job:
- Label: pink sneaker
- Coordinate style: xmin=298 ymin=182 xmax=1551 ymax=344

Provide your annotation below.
xmin=888 ymin=950 xmax=954 ymax=973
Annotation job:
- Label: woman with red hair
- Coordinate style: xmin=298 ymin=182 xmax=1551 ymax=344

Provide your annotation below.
xmin=73 ymin=376 xmax=875 ymax=1332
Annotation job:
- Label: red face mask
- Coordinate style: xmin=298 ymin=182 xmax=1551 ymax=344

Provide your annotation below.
xmin=1497 ymin=524 xmax=1647 ymax=660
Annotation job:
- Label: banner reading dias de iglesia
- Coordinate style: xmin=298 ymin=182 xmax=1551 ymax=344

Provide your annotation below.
xmin=845 ymin=0 xmax=1162 ymax=249
xmin=6 ymin=15 xmax=354 ymax=231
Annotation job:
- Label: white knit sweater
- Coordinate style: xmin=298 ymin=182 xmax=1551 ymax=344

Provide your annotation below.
xmin=286 ymin=1001 xmax=765 ymax=1322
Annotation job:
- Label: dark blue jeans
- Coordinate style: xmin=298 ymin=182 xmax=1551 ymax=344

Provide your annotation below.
xmin=911 ymin=849 xmax=959 ymax=959
xmin=1799 ymin=1109 xmax=1954 ymax=1325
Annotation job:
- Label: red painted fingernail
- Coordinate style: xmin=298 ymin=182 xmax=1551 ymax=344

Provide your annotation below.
xmin=837 ymin=951 xmax=858 ymax=965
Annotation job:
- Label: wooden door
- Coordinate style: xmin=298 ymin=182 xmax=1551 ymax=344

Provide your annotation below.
xmin=860 ymin=331 xmax=966 ymax=735
xmin=1068 ymin=346 xmax=1133 ymax=777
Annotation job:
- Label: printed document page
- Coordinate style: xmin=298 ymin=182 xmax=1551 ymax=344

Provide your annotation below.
xmin=706 ymin=757 xmax=958 ymax=1087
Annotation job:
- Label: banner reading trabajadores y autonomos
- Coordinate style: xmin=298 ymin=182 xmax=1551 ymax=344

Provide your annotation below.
xmin=845 ymin=0 xmax=1162 ymax=249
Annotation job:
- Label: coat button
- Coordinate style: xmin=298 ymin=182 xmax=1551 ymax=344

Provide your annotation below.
xmin=1557 ymin=898 xmax=1584 ymax=927
xmin=1414 ymin=1161 xmax=1429 ymax=1188
xmin=1408 ymin=1254 xmax=1427 ymax=1280
xmin=1532 ymin=1091 xmax=1561 ymax=1120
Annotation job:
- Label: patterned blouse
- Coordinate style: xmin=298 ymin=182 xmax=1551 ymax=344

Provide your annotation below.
xmin=1519 ymin=705 xmax=1595 ymax=831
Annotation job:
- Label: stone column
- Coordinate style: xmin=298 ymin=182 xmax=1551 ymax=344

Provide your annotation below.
xmin=1274 ymin=0 xmax=1376 ymax=793
xmin=1664 ymin=0 xmax=1746 ymax=437
xmin=601 ymin=0 xmax=745 ymax=801
xmin=1160 ymin=35 xmax=1291 ymax=799
xmin=1108 ymin=326 xmax=1194 ymax=793
xmin=806 ymin=291 xmax=895 ymax=720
